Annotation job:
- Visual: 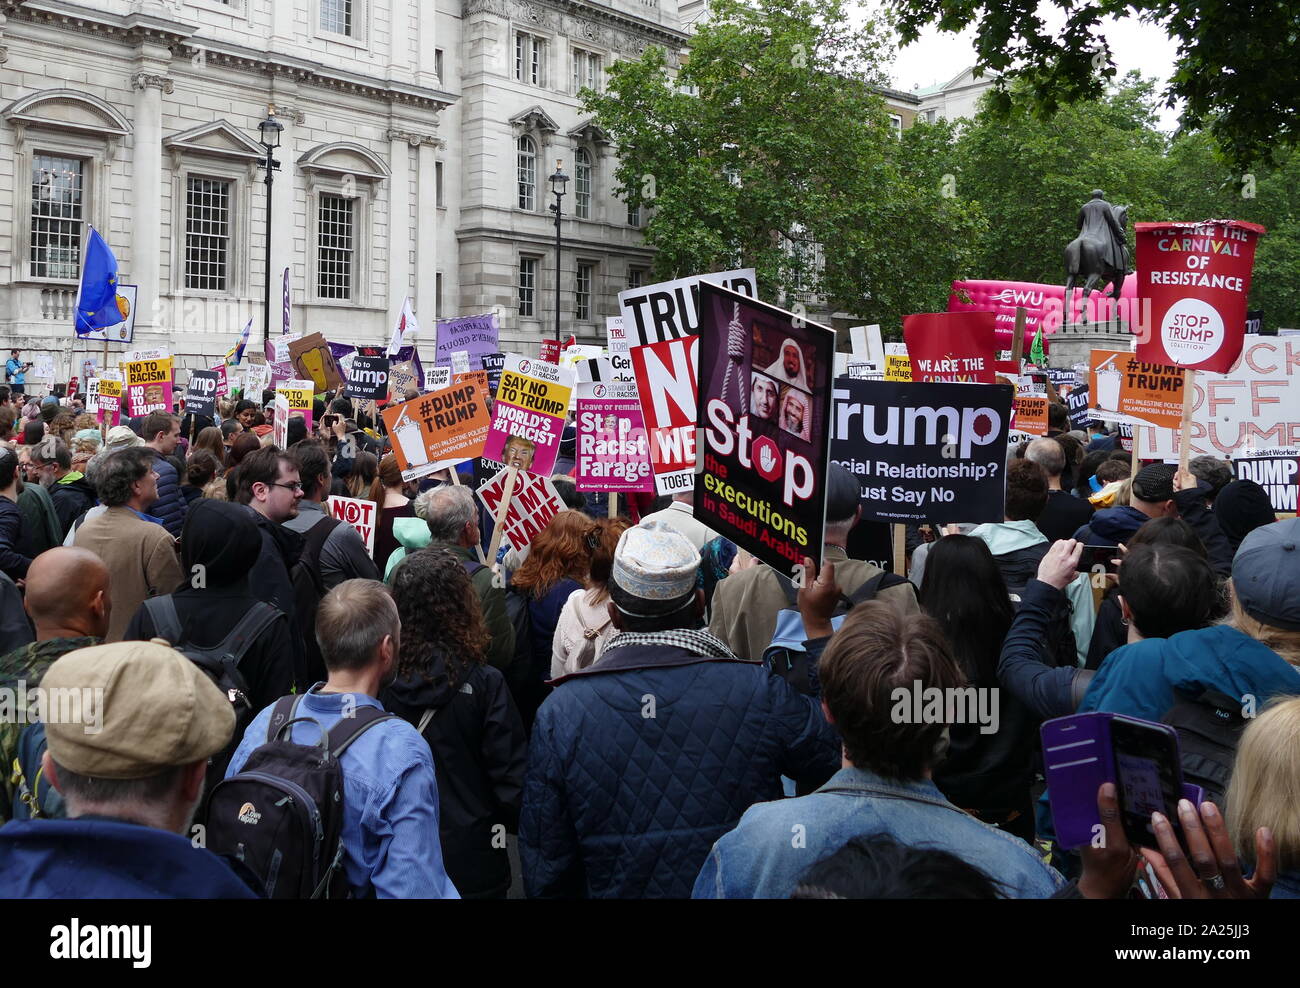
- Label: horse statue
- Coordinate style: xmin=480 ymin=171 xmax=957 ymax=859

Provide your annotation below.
xmin=1064 ymin=190 xmax=1129 ymax=323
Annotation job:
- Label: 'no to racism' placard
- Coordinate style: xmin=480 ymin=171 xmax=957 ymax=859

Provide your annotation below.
xmin=831 ymin=378 xmax=1013 ymax=524
xmin=123 ymin=349 xmax=174 ymax=417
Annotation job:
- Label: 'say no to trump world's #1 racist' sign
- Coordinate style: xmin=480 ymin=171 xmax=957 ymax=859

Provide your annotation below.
xmin=695 ymin=282 xmax=836 ymax=571
xmin=831 ymin=378 xmax=1013 ymax=524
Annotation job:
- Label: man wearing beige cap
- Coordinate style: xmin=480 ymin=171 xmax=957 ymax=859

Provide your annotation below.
xmin=519 ymin=520 xmax=840 ymax=899
xmin=0 ymin=640 xmax=257 ymax=897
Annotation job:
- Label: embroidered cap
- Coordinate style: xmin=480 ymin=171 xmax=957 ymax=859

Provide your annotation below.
xmin=611 ymin=520 xmax=701 ymax=601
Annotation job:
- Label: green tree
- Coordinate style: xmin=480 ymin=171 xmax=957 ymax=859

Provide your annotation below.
xmin=582 ymin=0 xmax=985 ymax=332
xmin=889 ymin=0 xmax=1300 ymax=167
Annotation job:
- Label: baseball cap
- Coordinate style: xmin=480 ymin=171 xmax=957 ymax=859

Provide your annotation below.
xmin=41 ymin=640 xmax=235 ymax=779
xmin=1232 ymin=519 xmax=1300 ymax=631
xmin=1131 ymin=463 xmax=1176 ymax=502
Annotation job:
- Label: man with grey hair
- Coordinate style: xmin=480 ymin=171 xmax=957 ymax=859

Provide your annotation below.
xmin=386 ymin=484 xmax=514 ymax=672
xmin=74 ymin=447 xmax=182 ymax=642
xmin=1189 ymin=454 xmax=1234 ymax=504
xmin=1026 ymin=436 xmax=1093 ymax=543
xmin=225 ymin=579 xmax=459 ymax=899
xmin=29 ymin=436 xmax=95 ymax=538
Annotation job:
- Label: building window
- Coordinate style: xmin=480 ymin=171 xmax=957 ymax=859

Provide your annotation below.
xmin=576 ymin=263 xmax=593 ymax=321
xmin=888 ymin=113 xmax=902 ymax=136
xmin=925 ymin=109 xmax=937 ymax=124
xmin=317 ymin=193 xmax=355 ymax=299
xmin=573 ymin=49 xmax=602 ymax=93
xmin=30 ymin=154 xmax=84 ymax=280
xmin=515 ymin=33 xmax=546 ymax=86
xmin=434 ymin=48 xmax=444 ymax=80
xmin=184 ymin=176 xmax=231 ymax=291
xmin=574 ymin=148 xmax=592 ymax=219
xmin=435 ymin=161 xmax=445 ymax=207
xmin=626 ymin=200 xmax=641 ymax=227
xmin=518 ymin=257 xmax=537 ymax=317
xmin=321 ymin=0 xmax=353 ymax=36
xmin=436 ymin=271 xmax=443 ymax=320
xmin=627 ymin=268 xmax=644 ymax=290
xmin=517 ymin=136 xmax=537 ymax=210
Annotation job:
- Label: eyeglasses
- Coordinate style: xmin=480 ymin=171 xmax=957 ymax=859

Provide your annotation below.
xmin=270 ymin=481 xmax=303 ymax=492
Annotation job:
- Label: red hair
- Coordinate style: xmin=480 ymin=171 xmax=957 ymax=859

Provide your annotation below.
xmin=511 ymin=510 xmax=598 ymax=598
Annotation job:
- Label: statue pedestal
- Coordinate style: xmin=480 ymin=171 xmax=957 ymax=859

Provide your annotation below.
xmin=1048 ymin=321 xmax=1134 ymax=370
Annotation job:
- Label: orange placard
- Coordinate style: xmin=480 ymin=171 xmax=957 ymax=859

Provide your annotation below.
xmin=1013 ymin=393 xmax=1049 ymax=436
xmin=382 ymin=378 xmax=490 ymax=480
xmin=1089 ymin=350 xmax=1185 ymax=429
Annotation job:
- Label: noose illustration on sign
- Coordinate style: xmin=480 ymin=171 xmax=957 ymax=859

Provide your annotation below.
xmin=720 ymin=301 xmax=746 ymax=407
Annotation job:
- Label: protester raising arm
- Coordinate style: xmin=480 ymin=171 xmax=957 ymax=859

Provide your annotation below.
xmin=996 ymin=539 xmax=1091 ymax=720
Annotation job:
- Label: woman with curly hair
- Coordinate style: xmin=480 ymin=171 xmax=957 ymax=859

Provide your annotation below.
xmin=550 ymin=516 xmax=631 ymax=678
xmin=384 ymin=548 xmax=526 ymax=899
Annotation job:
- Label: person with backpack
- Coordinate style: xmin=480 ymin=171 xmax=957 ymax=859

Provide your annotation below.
xmin=520 ymin=522 xmax=840 ymax=898
xmin=0 ymin=640 xmax=256 ymax=898
xmin=220 ymin=579 xmax=459 ymax=899
xmin=233 ymin=446 xmax=310 ymax=688
xmin=918 ymin=535 xmax=1039 ymax=843
xmin=0 ymin=548 xmax=109 ymax=822
xmin=385 ymin=485 xmax=515 ymax=673
xmin=709 ymin=464 xmax=918 ymax=661
xmin=121 ymin=499 xmax=294 ymax=779
xmin=385 ymin=549 xmax=526 ymax=899
xmin=971 ymin=459 xmax=1094 ymax=666
xmin=551 ymin=517 xmax=631 ymax=678
xmin=284 ymin=441 xmax=379 ymax=590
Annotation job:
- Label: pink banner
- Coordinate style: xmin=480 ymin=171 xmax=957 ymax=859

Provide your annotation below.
xmin=574 ymin=382 xmax=654 ymax=492
xmin=947 ymin=275 xmax=1140 ymax=350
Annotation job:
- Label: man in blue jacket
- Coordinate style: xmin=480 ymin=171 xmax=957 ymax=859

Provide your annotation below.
xmin=141 ymin=410 xmax=187 ymax=537
xmin=0 ymin=639 xmax=256 ymax=897
xmin=520 ymin=521 xmax=840 ymax=898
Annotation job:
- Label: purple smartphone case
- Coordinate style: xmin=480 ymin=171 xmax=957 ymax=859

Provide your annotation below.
xmin=1041 ymin=711 xmax=1205 ymax=849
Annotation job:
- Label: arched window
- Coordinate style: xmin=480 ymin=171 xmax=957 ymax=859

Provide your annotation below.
xmin=517 ymin=136 xmax=536 ymax=210
xmin=574 ymin=148 xmax=592 ymax=219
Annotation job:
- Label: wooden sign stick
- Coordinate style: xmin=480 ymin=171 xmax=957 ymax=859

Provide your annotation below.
xmin=485 ymin=464 xmax=519 ymax=571
xmin=1178 ymin=368 xmax=1196 ymax=476
xmin=1011 ymin=307 xmax=1026 ymax=368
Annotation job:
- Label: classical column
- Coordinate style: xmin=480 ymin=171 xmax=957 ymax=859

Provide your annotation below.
xmin=267 ymin=103 xmax=302 ymax=336
xmin=131 ymin=69 xmax=171 ymax=334
xmin=386 ymin=129 xmax=414 ymax=334
xmin=415 ymin=139 xmax=440 ymax=330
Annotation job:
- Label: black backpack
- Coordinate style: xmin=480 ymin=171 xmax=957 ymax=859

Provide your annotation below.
xmin=999 ymin=543 xmax=1078 ymax=668
xmin=1160 ymin=688 xmax=1249 ymax=806
xmin=204 ymin=694 xmax=394 ymax=899
xmin=291 ymin=517 xmax=343 ymax=689
xmin=144 ymin=595 xmax=281 ymax=782
xmin=763 ymin=570 xmax=910 ymax=695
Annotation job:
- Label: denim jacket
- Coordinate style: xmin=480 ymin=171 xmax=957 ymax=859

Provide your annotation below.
xmin=692 ymin=766 xmax=1064 ymax=899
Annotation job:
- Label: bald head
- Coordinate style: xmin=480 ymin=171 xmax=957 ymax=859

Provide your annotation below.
xmin=24 ymin=547 xmax=111 ymax=640
xmin=1025 ymin=437 xmax=1065 ymax=479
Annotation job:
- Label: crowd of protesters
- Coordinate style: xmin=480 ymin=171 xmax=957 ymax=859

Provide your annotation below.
xmin=0 ymin=373 xmax=1298 ymax=904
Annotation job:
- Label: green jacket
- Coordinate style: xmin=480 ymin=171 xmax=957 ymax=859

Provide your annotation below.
xmin=385 ymin=522 xmax=516 ymax=674
xmin=0 ymin=636 xmax=102 ymax=822
xmin=16 ymin=483 xmax=61 ymax=558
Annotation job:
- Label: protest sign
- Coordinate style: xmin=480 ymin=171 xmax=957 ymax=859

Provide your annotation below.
xmin=618 ymin=269 xmax=757 ymax=347
xmin=184 ymin=369 xmax=220 ymax=419
xmin=1138 ymin=337 xmax=1300 ymax=458
xmin=1066 ymin=383 xmax=1092 ymax=431
xmin=389 ymin=360 xmax=420 ymax=400
xmin=1088 ymin=351 xmax=1185 ymax=429
xmin=289 ymin=332 xmax=342 ymax=392
xmin=244 ymin=360 xmax=271 ymax=398
xmin=481 ymin=353 xmax=506 ymax=397
xmin=1135 ymin=220 xmax=1266 ymax=374
xmin=607 ymin=315 xmax=629 ymax=355
xmin=210 ymin=363 xmax=229 ymax=398
xmin=884 ymin=343 xmax=912 ymax=382
xmin=435 ymin=312 xmax=500 ymax=370
xmin=123 ymin=349 xmax=173 ymax=416
xmin=831 ymin=379 xmax=1013 ymax=524
xmin=227 ymin=366 xmax=246 ymax=398
xmin=96 ymin=378 xmax=122 ymax=428
xmin=346 ymin=355 xmax=390 ymax=402
xmin=85 ymin=378 xmax=100 ymax=415
xmin=540 ymin=339 xmax=561 ymax=364
xmin=273 ymin=334 xmax=300 ymax=365
xmin=630 ymin=335 xmax=699 ymax=495
xmin=425 ymin=365 xmax=452 ymax=393
xmin=272 ymin=380 xmax=314 ymax=447
xmin=575 ymin=381 xmax=654 ymax=493
xmin=1233 ymin=455 xmax=1298 ymax=513
xmin=482 ymin=355 xmax=573 ymax=476
xmin=326 ymin=495 xmax=377 ymax=556
xmin=451 ymin=350 xmax=471 ymax=375
xmin=1011 ymin=380 xmax=1049 ymax=437
xmin=903 ymin=311 xmax=997 ymax=384
xmin=381 ymin=378 xmax=490 ymax=481
xmin=695 ymin=283 xmax=836 ymax=570
xmin=476 ymin=467 xmax=566 ymax=549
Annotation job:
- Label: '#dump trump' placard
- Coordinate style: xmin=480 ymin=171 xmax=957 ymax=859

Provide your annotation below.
xmin=382 ymin=378 xmax=490 ymax=481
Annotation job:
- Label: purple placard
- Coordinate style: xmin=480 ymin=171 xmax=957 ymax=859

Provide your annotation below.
xmin=435 ymin=313 xmax=500 ymax=370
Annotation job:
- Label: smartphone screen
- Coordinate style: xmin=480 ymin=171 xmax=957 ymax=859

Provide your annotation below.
xmin=1111 ymin=715 xmax=1184 ymax=848
xmin=1076 ymin=544 xmax=1120 ymax=573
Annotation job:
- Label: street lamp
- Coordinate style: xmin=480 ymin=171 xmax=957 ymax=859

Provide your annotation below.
xmin=257 ymin=105 xmax=283 ymax=347
xmin=548 ymin=159 xmax=568 ymax=343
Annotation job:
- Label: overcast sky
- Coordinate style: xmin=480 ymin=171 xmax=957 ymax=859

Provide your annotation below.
xmin=863 ymin=4 xmax=1183 ymax=129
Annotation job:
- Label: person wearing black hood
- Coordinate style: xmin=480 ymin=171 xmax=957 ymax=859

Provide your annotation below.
xmin=384 ymin=548 xmax=526 ymax=899
xmin=1214 ymin=479 xmax=1277 ymax=556
xmin=123 ymin=498 xmax=294 ymax=716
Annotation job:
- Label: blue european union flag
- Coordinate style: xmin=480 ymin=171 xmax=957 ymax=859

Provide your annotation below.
xmin=75 ymin=228 xmax=125 ymax=336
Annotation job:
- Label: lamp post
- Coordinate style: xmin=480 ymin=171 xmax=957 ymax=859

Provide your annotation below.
xmin=548 ymin=159 xmax=568 ymax=343
xmin=257 ymin=106 xmax=283 ymax=348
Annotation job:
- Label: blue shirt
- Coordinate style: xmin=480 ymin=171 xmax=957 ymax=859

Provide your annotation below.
xmin=692 ymin=766 xmax=1065 ymax=899
xmin=5 ymin=359 xmax=23 ymax=386
xmin=226 ymin=686 xmax=459 ymax=899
